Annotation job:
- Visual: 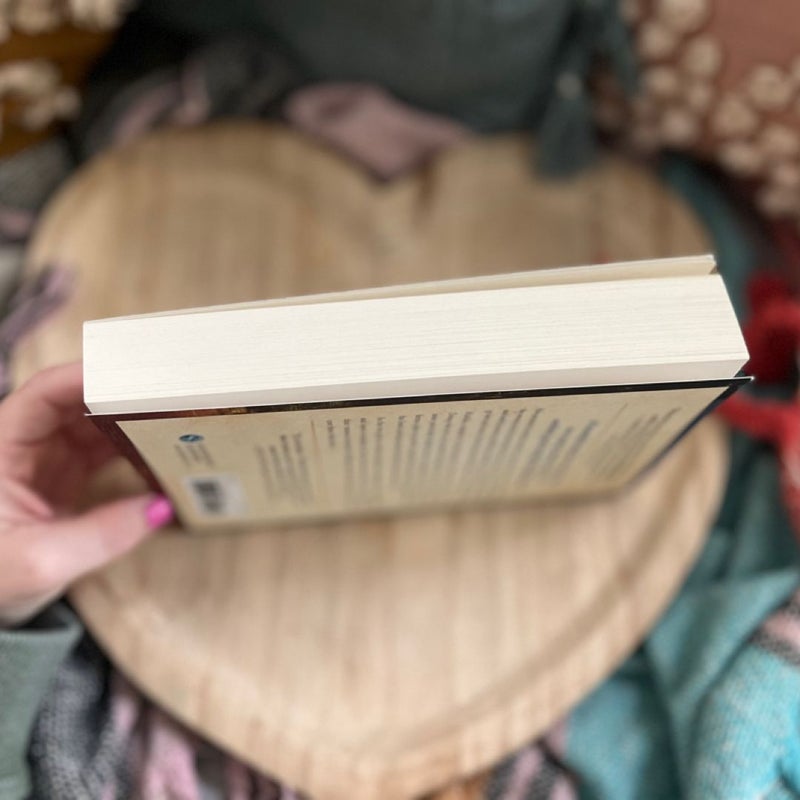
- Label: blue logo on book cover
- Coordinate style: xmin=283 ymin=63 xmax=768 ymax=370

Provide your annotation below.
xmin=179 ymin=434 xmax=204 ymax=443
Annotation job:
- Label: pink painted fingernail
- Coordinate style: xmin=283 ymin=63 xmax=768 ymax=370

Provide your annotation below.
xmin=145 ymin=496 xmax=174 ymax=529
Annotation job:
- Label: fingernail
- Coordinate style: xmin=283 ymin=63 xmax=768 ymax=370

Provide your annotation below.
xmin=145 ymin=496 xmax=174 ymax=529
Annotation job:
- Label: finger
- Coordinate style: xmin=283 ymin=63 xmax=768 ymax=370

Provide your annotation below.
xmin=25 ymin=494 xmax=174 ymax=588
xmin=0 ymin=362 xmax=85 ymax=448
xmin=63 ymin=415 xmax=122 ymax=471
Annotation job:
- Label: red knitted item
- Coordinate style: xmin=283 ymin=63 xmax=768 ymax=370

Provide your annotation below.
xmin=718 ymin=269 xmax=800 ymax=535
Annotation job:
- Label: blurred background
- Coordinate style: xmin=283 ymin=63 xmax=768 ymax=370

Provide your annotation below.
xmin=5 ymin=3 xmax=800 ymax=800
xmin=2 ymin=0 xmax=800 ymax=252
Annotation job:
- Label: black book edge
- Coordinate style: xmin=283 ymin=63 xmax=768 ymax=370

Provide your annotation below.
xmin=87 ymin=375 xmax=751 ymax=529
xmin=623 ymin=375 xmax=749 ymax=493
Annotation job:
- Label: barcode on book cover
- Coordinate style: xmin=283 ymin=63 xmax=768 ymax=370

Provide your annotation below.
xmin=183 ymin=474 xmax=246 ymax=517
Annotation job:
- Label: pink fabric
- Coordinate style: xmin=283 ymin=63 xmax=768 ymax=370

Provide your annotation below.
xmin=170 ymin=60 xmax=212 ymax=127
xmin=106 ymin=675 xmax=288 ymax=800
xmin=501 ymin=746 xmax=544 ymax=800
xmin=497 ymin=719 xmax=575 ymax=800
xmin=0 ymin=266 xmax=72 ymax=346
xmin=284 ymin=83 xmax=470 ymax=180
xmin=0 ymin=266 xmax=73 ymax=396
xmin=762 ymin=606 xmax=800 ymax=646
xmin=101 ymin=676 xmax=144 ymax=800
xmin=225 ymin=757 xmax=254 ymax=800
xmin=551 ymin=776 xmax=577 ymax=800
xmin=544 ymin=719 xmax=576 ymax=800
xmin=138 ymin=708 xmax=203 ymax=800
xmin=543 ymin=718 xmax=567 ymax=754
xmin=112 ymin=82 xmax=183 ymax=147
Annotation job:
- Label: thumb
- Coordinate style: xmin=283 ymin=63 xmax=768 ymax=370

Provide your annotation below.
xmin=32 ymin=494 xmax=174 ymax=587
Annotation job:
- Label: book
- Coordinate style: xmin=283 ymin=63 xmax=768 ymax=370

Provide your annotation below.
xmin=84 ymin=255 xmax=749 ymax=530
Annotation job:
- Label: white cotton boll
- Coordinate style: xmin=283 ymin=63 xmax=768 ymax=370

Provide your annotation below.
xmin=718 ymin=141 xmax=764 ymax=177
xmin=758 ymin=123 xmax=800 ymax=161
xmin=711 ymin=94 xmax=759 ymax=138
xmin=680 ymin=36 xmax=723 ymax=79
xmin=747 ymin=64 xmax=794 ymax=112
xmin=684 ymin=81 xmax=714 ymax=113
xmin=19 ymin=96 xmax=58 ymax=130
xmin=656 ymin=0 xmax=710 ymax=35
xmin=659 ymin=107 xmax=700 ymax=146
xmin=644 ymin=66 xmax=681 ymax=99
xmin=12 ymin=0 xmax=62 ymax=34
xmin=0 ymin=61 xmax=59 ymax=98
xmin=757 ymin=184 xmax=800 ymax=216
xmin=52 ymin=86 xmax=80 ymax=119
xmin=68 ymin=0 xmax=129 ymax=29
xmin=637 ymin=22 xmax=679 ymax=60
xmin=769 ymin=162 xmax=800 ymax=189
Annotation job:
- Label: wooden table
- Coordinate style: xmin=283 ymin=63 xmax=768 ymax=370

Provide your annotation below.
xmin=15 ymin=124 xmax=727 ymax=800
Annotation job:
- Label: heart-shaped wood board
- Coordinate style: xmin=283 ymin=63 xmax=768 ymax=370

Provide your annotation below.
xmin=14 ymin=124 xmax=727 ymax=800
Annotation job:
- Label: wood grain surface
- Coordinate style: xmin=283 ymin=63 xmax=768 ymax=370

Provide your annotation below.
xmin=14 ymin=124 xmax=727 ymax=800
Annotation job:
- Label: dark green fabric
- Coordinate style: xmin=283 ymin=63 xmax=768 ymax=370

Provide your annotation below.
xmin=136 ymin=0 xmax=636 ymax=174
xmin=0 ymin=605 xmax=81 ymax=800
xmin=139 ymin=0 xmax=573 ymax=130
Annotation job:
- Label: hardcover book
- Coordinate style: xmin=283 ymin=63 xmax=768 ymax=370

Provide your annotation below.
xmin=83 ymin=255 xmax=749 ymax=530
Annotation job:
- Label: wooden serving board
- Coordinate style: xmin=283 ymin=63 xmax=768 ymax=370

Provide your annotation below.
xmin=15 ymin=124 xmax=727 ymax=800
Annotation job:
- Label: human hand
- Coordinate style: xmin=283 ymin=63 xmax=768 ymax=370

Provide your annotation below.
xmin=0 ymin=363 xmax=173 ymax=627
